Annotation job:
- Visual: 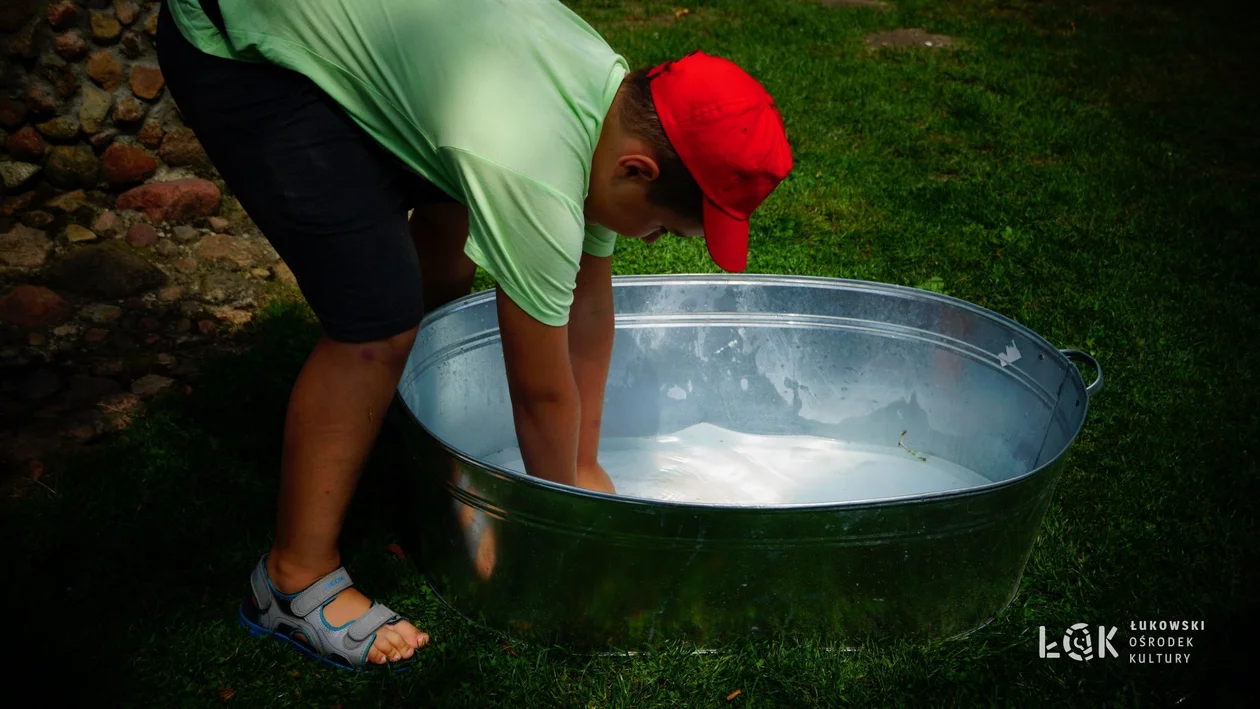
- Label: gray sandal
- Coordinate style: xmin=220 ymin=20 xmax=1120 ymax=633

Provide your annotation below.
xmin=237 ymin=556 xmax=414 ymax=672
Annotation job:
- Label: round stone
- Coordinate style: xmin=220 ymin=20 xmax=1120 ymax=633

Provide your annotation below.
xmin=91 ymin=11 xmax=122 ymax=44
xmin=86 ymin=51 xmax=124 ymax=91
xmin=125 ymin=223 xmax=158 ymax=248
xmin=55 ymin=31 xmax=89 ymax=61
xmin=93 ymin=210 xmax=121 ymax=238
xmin=7 ymin=127 xmax=44 ymax=162
xmin=80 ymin=303 xmax=123 ymax=323
xmin=112 ymin=95 xmax=146 ymax=124
xmin=0 ymin=285 xmax=72 ymax=328
xmin=101 ymin=143 xmax=158 ymax=186
xmin=114 ymin=1 xmax=138 ymax=26
xmin=44 ymin=146 xmax=100 ymax=189
xmin=131 ymin=373 xmax=174 ymax=397
xmin=0 ymin=225 xmax=53 ymax=269
xmin=64 ymin=224 xmax=98 ymax=243
xmin=154 ymin=239 xmax=179 ymax=257
xmin=79 ymin=86 xmax=114 ymax=134
xmin=84 ymin=327 xmax=110 ymax=343
xmin=130 ymin=65 xmax=165 ymax=100
xmin=137 ymin=120 xmax=164 ymax=148
xmin=0 ymin=161 xmax=41 ymax=190
xmin=36 ymin=117 xmax=82 ymax=142
xmin=46 ymin=1 xmax=80 ymax=30
xmin=22 ymin=211 xmax=55 ymax=229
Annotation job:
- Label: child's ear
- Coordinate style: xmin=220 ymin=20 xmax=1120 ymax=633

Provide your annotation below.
xmin=617 ymin=154 xmax=661 ymax=182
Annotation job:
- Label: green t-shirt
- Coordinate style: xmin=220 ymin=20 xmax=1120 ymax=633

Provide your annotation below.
xmin=168 ymin=0 xmax=626 ymax=326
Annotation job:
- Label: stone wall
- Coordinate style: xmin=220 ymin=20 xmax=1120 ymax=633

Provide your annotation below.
xmin=1 ymin=1 xmax=290 ymax=469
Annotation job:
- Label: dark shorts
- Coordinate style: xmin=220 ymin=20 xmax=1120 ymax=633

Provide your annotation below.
xmin=157 ymin=1 xmax=457 ymax=343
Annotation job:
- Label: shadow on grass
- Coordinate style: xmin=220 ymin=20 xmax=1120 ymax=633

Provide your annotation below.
xmin=0 ymin=302 xmax=426 ymax=702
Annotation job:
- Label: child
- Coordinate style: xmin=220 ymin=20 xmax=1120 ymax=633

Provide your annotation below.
xmin=158 ymin=0 xmax=791 ymax=671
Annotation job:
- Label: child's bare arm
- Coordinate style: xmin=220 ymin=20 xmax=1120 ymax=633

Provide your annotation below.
xmin=496 ymin=285 xmax=581 ymax=487
xmin=568 ymin=251 xmax=617 ymax=493
xmin=569 ymin=252 xmax=615 ymax=466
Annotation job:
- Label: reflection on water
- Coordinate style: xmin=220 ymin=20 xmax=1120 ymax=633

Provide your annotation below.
xmin=481 ymin=423 xmax=993 ymax=505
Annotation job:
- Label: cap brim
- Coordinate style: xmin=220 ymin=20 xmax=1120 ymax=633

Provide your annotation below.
xmin=702 ymin=198 xmax=750 ymax=272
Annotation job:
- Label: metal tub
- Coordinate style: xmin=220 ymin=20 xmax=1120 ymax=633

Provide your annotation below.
xmin=390 ymin=275 xmax=1102 ymax=650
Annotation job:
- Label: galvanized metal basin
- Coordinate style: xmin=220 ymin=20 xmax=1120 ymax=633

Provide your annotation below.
xmin=390 ymin=275 xmax=1102 ymax=650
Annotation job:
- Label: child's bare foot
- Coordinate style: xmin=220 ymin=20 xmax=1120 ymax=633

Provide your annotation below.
xmin=267 ymin=556 xmax=428 ymax=665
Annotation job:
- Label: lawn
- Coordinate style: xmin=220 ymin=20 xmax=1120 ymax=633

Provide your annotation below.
xmin=4 ymin=0 xmax=1257 ymax=705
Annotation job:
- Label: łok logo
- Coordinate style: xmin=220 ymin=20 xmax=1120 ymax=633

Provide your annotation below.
xmin=1039 ymin=623 xmax=1119 ymax=660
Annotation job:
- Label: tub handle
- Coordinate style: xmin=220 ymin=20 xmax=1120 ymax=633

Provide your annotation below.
xmin=1060 ymin=349 xmax=1103 ymax=399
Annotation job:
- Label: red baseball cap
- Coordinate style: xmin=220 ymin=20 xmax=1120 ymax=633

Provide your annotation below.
xmin=647 ymin=51 xmax=793 ymax=272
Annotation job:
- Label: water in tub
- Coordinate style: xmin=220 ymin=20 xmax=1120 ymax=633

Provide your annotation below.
xmin=480 ymin=423 xmax=992 ymax=505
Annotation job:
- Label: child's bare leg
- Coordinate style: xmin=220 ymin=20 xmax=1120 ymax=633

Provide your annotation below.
xmin=265 ymin=327 xmax=428 ymax=664
xmin=266 ymin=202 xmax=468 ymax=665
xmin=411 ymin=203 xmax=475 ymax=307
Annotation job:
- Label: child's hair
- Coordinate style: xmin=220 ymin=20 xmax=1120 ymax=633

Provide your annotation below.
xmin=619 ymin=69 xmax=705 ymax=225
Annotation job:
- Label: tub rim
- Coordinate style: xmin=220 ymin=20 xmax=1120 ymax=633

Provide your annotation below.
xmin=396 ymin=273 xmax=1101 ymax=512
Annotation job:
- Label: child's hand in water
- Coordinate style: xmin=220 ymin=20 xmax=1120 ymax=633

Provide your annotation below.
xmin=576 ymin=461 xmax=616 ymax=494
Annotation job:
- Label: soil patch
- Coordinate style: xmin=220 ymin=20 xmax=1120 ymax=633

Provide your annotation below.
xmin=865 ymin=28 xmax=955 ymax=50
xmin=820 ymin=0 xmax=892 ymax=10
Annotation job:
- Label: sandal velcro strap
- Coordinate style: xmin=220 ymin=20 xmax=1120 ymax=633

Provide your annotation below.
xmin=240 ymin=556 xmax=419 ymax=673
xmin=347 ymin=604 xmax=402 ymax=643
xmin=290 ymin=567 xmax=354 ymax=617
xmin=249 ymin=562 xmax=274 ymax=613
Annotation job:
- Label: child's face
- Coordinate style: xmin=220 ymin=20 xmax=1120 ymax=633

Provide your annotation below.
xmin=598 ymin=193 xmax=701 ymax=243
xmin=585 ymin=153 xmax=703 ymax=241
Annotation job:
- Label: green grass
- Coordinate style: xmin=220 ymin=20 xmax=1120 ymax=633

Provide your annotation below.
xmin=4 ymin=0 xmax=1257 ymax=705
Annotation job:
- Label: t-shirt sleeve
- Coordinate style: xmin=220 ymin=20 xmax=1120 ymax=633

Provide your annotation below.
xmin=582 ymin=224 xmax=618 ymax=258
xmin=440 ymin=148 xmax=586 ymax=327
